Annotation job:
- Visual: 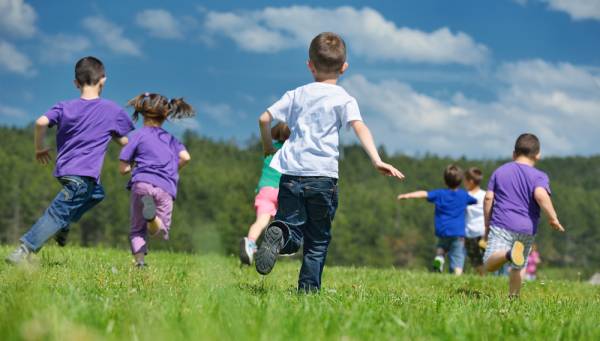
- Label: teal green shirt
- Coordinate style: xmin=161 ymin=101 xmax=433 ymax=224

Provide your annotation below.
xmin=257 ymin=141 xmax=284 ymax=191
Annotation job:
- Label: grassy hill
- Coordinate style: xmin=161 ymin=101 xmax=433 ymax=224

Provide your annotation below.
xmin=1 ymin=246 xmax=599 ymax=340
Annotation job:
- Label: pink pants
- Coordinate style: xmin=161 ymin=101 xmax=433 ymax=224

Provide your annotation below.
xmin=130 ymin=182 xmax=173 ymax=254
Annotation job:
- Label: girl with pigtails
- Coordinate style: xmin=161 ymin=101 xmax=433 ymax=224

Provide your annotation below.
xmin=119 ymin=93 xmax=195 ymax=267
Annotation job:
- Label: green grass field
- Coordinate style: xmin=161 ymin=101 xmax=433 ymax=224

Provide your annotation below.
xmin=1 ymin=246 xmax=599 ymax=341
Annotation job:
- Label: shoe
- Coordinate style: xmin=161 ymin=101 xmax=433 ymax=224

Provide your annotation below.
xmin=509 ymin=241 xmax=525 ymax=267
xmin=432 ymin=255 xmax=445 ymax=273
xmin=54 ymin=229 xmax=69 ymax=247
xmin=255 ymin=225 xmax=283 ymax=275
xmin=239 ymin=237 xmax=257 ymax=265
xmin=135 ymin=260 xmax=146 ymax=268
xmin=5 ymin=244 xmax=31 ymax=265
xmin=141 ymin=195 xmax=156 ymax=221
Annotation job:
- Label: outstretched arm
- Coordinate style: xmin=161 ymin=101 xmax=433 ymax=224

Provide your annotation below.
xmin=259 ymin=111 xmax=276 ymax=156
xmin=397 ymin=191 xmax=428 ymax=200
xmin=112 ymin=135 xmax=128 ymax=146
xmin=483 ymin=191 xmax=494 ymax=239
xmin=178 ymin=150 xmax=191 ymax=169
xmin=351 ymin=121 xmax=404 ymax=180
xmin=534 ymin=187 xmax=565 ymax=232
xmin=34 ymin=116 xmax=51 ymax=164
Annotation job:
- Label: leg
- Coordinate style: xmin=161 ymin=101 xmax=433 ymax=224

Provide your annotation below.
xmin=483 ymin=226 xmax=512 ymax=272
xmin=129 ymin=183 xmax=150 ymax=258
xmin=432 ymin=239 xmax=447 ymax=273
xmin=297 ymin=177 xmax=337 ymax=292
xmin=509 ymin=267 xmax=523 ymax=297
xmin=248 ymin=214 xmax=272 ymax=241
xmin=448 ymin=237 xmax=465 ymax=276
xmin=20 ymin=176 xmax=94 ymax=252
xmin=152 ymin=187 xmax=173 ymax=240
xmin=249 ymin=187 xmax=278 ymax=241
xmin=56 ymin=182 xmax=105 ymax=246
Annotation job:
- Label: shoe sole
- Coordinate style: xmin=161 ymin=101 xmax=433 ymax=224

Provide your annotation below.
xmin=510 ymin=241 xmax=525 ymax=267
xmin=141 ymin=195 xmax=156 ymax=222
xmin=255 ymin=226 xmax=282 ymax=275
xmin=239 ymin=238 xmax=251 ymax=265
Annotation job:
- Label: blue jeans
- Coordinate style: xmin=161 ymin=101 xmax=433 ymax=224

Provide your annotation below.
xmin=275 ymin=175 xmax=338 ymax=292
xmin=436 ymin=237 xmax=465 ymax=273
xmin=21 ymin=176 xmax=105 ymax=252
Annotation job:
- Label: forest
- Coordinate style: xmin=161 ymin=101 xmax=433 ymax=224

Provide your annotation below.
xmin=1 ymin=125 xmax=599 ymax=271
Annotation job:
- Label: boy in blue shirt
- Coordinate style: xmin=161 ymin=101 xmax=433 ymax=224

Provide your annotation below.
xmin=397 ymin=165 xmax=477 ymax=275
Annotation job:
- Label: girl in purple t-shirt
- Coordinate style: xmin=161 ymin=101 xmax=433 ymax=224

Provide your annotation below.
xmin=119 ymin=93 xmax=195 ymax=267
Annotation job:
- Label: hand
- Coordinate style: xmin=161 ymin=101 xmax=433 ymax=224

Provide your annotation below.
xmin=397 ymin=194 xmax=408 ymax=200
xmin=35 ymin=148 xmax=52 ymax=164
xmin=549 ymin=218 xmax=565 ymax=232
xmin=374 ymin=161 xmax=405 ymax=180
xmin=264 ymin=147 xmax=277 ymax=156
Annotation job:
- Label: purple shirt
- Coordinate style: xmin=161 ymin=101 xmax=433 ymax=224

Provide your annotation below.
xmin=488 ymin=161 xmax=551 ymax=235
xmin=119 ymin=127 xmax=186 ymax=199
xmin=45 ymin=98 xmax=134 ymax=181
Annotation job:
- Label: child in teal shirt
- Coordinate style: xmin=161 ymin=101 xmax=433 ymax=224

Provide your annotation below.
xmin=239 ymin=123 xmax=290 ymax=265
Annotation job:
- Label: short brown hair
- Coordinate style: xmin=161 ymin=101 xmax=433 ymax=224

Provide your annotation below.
xmin=128 ymin=93 xmax=195 ymax=123
xmin=309 ymin=32 xmax=346 ymax=74
xmin=271 ymin=122 xmax=290 ymax=142
xmin=514 ymin=133 xmax=540 ymax=158
xmin=75 ymin=56 xmax=105 ymax=86
xmin=444 ymin=164 xmax=464 ymax=189
xmin=465 ymin=167 xmax=483 ymax=185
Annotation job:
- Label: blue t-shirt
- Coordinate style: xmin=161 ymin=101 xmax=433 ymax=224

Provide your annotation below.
xmin=427 ymin=189 xmax=477 ymax=237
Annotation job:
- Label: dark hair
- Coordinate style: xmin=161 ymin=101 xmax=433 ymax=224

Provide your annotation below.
xmin=444 ymin=164 xmax=464 ymax=189
xmin=75 ymin=56 xmax=105 ymax=86
xmin=309 ymin=32 xmax=347 ymax=74
xmin=514 ymin=133 xmax=540 ymax=158
xmin=465 ymin=167 xmax=483 ymax=186
xmin=271 ymin=122 xmax=290 ymax=142
xmin=128 ymin=93 xmax=195 ymax=123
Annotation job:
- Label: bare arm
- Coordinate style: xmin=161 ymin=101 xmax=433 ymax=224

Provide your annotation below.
xmin=397 ymin=191 xmax=428 ymax=200
xmin=34 ymin=116 xmax=51 ymax=164
xmin=534 ymin=187 xmax=565 ymax=232
xmin=351 ymin=121 xmax=404 ymax=180
xmin=259 ymin=111 xmax=276 ymax=156
xmin=112 ymin=135 xmax=128 ymax=146
xmin=178 ymin=150 xmax=191 ymax=170
xmin=483 ymin=191 xmax=494 ymax=239
xmin=119 ymin=161 xmax=132 ymax=175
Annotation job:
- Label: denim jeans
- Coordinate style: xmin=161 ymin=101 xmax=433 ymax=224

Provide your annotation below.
xmin=436 ymin=236 xmax=466 ymax=273
xmin=275 ymin=175 xmax=338 ymax=292
xmin=21 ymin=176 xmax=105 ymax=252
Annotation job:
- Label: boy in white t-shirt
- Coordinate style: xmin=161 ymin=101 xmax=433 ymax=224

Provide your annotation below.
xmin=255 ymin=32 xmax=404 ymax=292
xmin=464 ymin=167 xmax=486 ymax=276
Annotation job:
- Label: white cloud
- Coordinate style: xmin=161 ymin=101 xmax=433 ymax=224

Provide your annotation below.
xmin=0 ymin=0 xmax=37 ymax=38
xmin=204 ymin=6 xmax=489 ymax=65
xmin=544 ymin=0 xmax=600 ymax=21
xmin=0 ymin=39 xmax=33 ymax=75
xmin=0 ymin=103 xmax=27 ymax=118
xmin=82 ymin=16 xmax=141 ymax=56
xmin=136 ymin=9 xmax=183 ymax=39
xmin=341 ymin=60 xmax=600 ymax=157
xmin=40 ymin=34 xmax=91 ymax=63
xmin=200 ymin=101 xmax=246 ymax=126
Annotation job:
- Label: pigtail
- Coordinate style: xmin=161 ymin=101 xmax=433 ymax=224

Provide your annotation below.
xmin=168 ymin=98 xmax=196 ymax=119
xmin=127 ymin=93 xmax=150 ymax=122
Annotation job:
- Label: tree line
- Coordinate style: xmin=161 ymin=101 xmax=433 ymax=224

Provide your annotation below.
xmin=1 ymin=125 xmax=598 ymax=272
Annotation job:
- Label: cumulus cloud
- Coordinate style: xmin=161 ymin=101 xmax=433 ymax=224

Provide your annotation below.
xmin=40 ymin=34 xmax=91 ymax=63
xmin=204 ymin=6 xmax=489 ymax=65
xmin=0 ymin=40 xmax=33 ymax=75
xmin=135 ymin=9 xmax=183 ymax=39
xmin=82 ymin=16 xmax=141 ymax=56
xmin=341 ymin=60 xmax=600 ymax=157
xmin=544 ymin=0 xmax=600 ymax=21
xmin=200 ymin=101 xmax=246 ymax=126
xmin=0 ymin=0 xmax=37 ymax=38
xmin=0 ymin=103 xmax=28 ymax=118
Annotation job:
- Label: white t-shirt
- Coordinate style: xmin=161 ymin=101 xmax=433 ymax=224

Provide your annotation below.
xmin=267 ymin=82 xmax=363 ymax=178
xmin=465 ymin=189 xmax=486 ymax=238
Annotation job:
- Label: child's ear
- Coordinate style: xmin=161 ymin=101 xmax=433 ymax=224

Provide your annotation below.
xmin=339 ymin=62 xmax=349 ymax=74
xmin=99 ymin=77 xmax=107 ymax=86
xmin=535 ymin=152 xmax=541 ymax=161
xmin=307 ymin=60 xmax=316 ymax=75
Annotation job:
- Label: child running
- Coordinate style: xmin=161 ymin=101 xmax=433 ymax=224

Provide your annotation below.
xmin=397 ymin=165 xmax=477 ymax=275
xmin=254 ymin=32 xmax=404 ymax=292
xmin=464 ymin=167 xmax=486 ymax=276
xmin=483 ymin=133 xmax=564 ymax=297
xmin=239 ymin=123 xmax=290 ymax=265
xmin=119 ymin=93 xmax=195 ymax=267
xmin=5 ymin=56 xmax=134 ymax=264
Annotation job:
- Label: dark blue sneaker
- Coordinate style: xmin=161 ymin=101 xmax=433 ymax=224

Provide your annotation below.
xmin=255 ymin=224 xmax=284 ymax=275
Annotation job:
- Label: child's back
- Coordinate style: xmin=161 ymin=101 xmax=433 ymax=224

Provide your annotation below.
xmin=428 ymin=188 xmax=476 ymax=237
xmin=269 ymin=82 xmax=360 ymax=178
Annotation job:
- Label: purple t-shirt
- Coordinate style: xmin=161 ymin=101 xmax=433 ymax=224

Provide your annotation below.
xmin=488 ymin=161 xmax=551 ymax=235
xmin=44 ymin=98 xmax=134 ymax=181
xmin=119 ymin=127 xmax=186 ymax=199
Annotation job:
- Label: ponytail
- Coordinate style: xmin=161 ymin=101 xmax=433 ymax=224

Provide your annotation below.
xmin=127 ymin=93 xmax=195 ymax=122
xmin=168 ymin=98 xmax=195 ymax=119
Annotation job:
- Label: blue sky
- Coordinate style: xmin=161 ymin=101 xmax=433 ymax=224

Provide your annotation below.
xmin=1 ymin=0 xmax=599 ymax=157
